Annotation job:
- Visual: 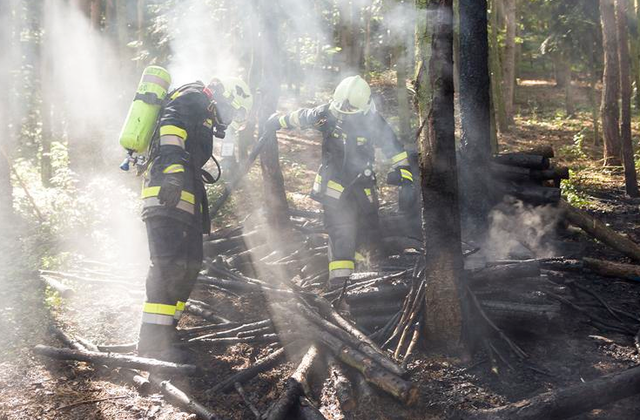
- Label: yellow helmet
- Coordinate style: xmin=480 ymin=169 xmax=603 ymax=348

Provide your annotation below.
xmin=329 ymin=75 xmax=375 ymax=115
xmin=209 ymin=77 xmax=253 ymax=130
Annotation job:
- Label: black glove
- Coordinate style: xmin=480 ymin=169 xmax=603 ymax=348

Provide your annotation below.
xmin=399 ymin=182 xmax=417 ymax=213
xmin=158 ymin=173 xmax=184 ymax=208
xmin=265 ymin=113 xmax=284 ymax=132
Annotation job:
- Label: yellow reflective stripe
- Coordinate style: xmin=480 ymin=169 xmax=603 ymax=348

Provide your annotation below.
xmin=170 ymin=90 xmax=183 ymax=100
xmin=364 ymin=188 xmax=372 ymax=196
xmin=160 ymin=125 xmax=188 ymax=140
xmin=160 ymin=136 xmax=186 ymax=148
xmin=327 ymin=180 xmax=344 ymax=192
xmin=400 ymin=169 xmax=414 ymax=182
xmin=278 ymin=115 xmax=288 ymax=129
xmin=290 ymin=110 xmax=301 ymax=127
xmin=204 ymin=119 xmax=213 ymax=128
xmin=329 ymin=260 xmax=355 ymax=271
xmin=143 ymin=302 xmax=176 ymax=316
xmin=391 ymin=151 xmax=409 ymax=164
xmin=163 ymin=164 xmax=184 ymax=174
xmin=176 ymin=301 xmax=186 ymax=311
xmin=141 ymin=187 xmax=195 ymax=205
xmin=355 ymin=252 xmax=366 ymax=262
xmin=315 ymin=174 xmax=322 ymax=183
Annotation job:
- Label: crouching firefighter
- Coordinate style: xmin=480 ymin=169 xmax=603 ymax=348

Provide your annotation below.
xmin=138 ymin=77 xmax=252 ymax=360
xmin=266 ymin=75 xmax=416 ymax=288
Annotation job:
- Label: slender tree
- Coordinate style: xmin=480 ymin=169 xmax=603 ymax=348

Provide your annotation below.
xmin=502 ymin=0 xmax=517 ymax=124
xmin=257 ymin=0 xmax=290 ymax=228
xmin=0 ymin=0 xmax=16 ymax=223
xmin=489 ymin=0 xmax=508 ymax=133
xmin=616 ymin=0 xmax=639 ymax=196
xmin=600 ymin=0 xmax=623 ymax=166
xmin=417 ymin=0 xmax=464 ymax=346
xmin=394 ymin=0 xmax=412 ymax=144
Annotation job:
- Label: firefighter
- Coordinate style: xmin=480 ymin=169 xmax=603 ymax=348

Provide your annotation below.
xmin=266 ymin=75 xmax=416 ymax=288
xmin=138 ymin=77 xmax=252 ymax=360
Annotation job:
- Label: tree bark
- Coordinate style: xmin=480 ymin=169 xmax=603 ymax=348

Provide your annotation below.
xmin=502 ymin=0 xmax=516 ymax=124
xmin=458 ymin=0 xmax=493 ymax=233
xmin=616 ymin=0 xmax=639 ymax=196
xmin=418 ymin=0 xmax=464 ymax=346
xmin=0 ymin=0 xmax=16 ymax=224
xmin=600 ymin=0 xmax=623 ymax=166
xmin=257 ymin=0 xmax=290 ymax=229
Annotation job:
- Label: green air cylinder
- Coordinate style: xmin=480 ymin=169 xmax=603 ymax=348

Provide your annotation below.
xmin=119 ymin=66 xmax=171 ymax=153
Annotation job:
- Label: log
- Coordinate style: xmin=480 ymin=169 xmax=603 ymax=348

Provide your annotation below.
xmin=468 ymin=261 xmax=541 ymax=285
xmin=296 ymin=303 xmax=406 ymax=378
xmin=530 ymin=167 xmax=570 ymax=181
xmin=583 ymin=257 xmax=640 ymax=282
xmin=265 ymin=345 xmax=320 ymax=420
xmin=187 ymin=320 xmax=272 ymax=342
xmin=149 ymin=375 xmax=220 ymax=420
xmin=185 ymin=300 xmax=233 ymax=324
xmin=208 ymin=346 xmax=289 ymax=394
xmin=559 ymin=200 xmax=640 ymax=262
xmin=40 ymin=275 xmax=75 ymax=298
xmin=499 ymin=182 xmax=561 ymax=204
xmin=346 ymin=283 xmax=409 ymax=304
xmin=457 ymin=364 xmax=640 ymax=420
xmin=33 ymin=345 xmax=198 ymax=376
xmin=493 ymin=152 xmax=550 ymax=169
xmin=523 ymin=145 xmax=555 ymax=158
xmin=97 ymin=343 xmax=138 ymax=353
xmin=326 ymin=354 xmax=356 ymax=412
xmin=350 ymin=301 xmax=404 ymax=317
xmin=490 ymin=163 xmax=531 ymax=182
xmin=481 ymin=300 xmax=561 ymax=325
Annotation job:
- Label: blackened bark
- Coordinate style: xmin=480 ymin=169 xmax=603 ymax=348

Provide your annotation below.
xmin=419 ymin=0 xmax=464 ymax=346
xmin=616 ymin=0 xmax=639 ymax=196
xmin=257 ymin=1 xmax=290 ymax=228
xmin=600 ymin=0 xmax=623 ymax=166
xmin=458 ymin=0 xmax=493 ymax=233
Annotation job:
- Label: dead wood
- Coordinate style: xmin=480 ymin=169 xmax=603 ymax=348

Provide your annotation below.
xmin=530 ymin=167 xmax=570 ymax=181
xmin=401 ymin=321 xmax=421 ymax=369
xmin=468 ymin=261 xmax=541 ymax=285
xmin=494 ymin=152 xmax=550 ymax=169
xmin=559 ymin=200 xmax=640 ymax=262
xmin=149 ymin=375 xmax=220 ymax=420
xmin=40 ymin=275 xmax=75 ymax=298
xmin=191 ymin=334 xmax=279 ymax=345
xmin=185 ymin=300 xmax=232 ymax=324
xmin=33 ymin=345 xmax=199 ymax=376
xmin=295 ymin=396 xmax=328 ymax=420
xmin=295 ymin=302 xmax=406 ymax=378
xmin=234 ymin=382 xmax=261 ymax=419
xmin=346 ymin=283 xmax=410 ymax=304
xmin=582 ymin=257 xmax=640 ymax=282
xmin=97 ymin=343 xmax=138 ymax=353
xmin=326 ymin=354 xmax=356 ymax=412
xmin=208 ymin=346 xmax=289 ymax=394
xmin=457 ymin=364 xmax=640 ymax=420
xmin=350 ymin=301 xmax=404 ymax=317
xmin=499 ymin=182 xmax=561 ymax=204
xmin=186 ymin=320 xmax=272 ymax=342
xmin=265 ymin=345 xmax=320 ymax=420
xmin=523 ymin=145 xmax=555 ymax=158
xmin=490 ymin=163 xmax=531 ymax=182
xmin=353 ymin=372 xmax=376 ymax=405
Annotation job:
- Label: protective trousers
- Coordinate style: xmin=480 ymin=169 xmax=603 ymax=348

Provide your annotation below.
xmin=138 ymin=217 xmax=203 ymax=356
xmin=324 ymin=190 xmax=380 ymax=283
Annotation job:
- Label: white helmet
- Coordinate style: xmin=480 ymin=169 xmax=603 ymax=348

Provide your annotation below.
xmin=210 ymin=77 xmax=253 ymax=130
xmin=329 ymin=75 xmax=375 ymax=115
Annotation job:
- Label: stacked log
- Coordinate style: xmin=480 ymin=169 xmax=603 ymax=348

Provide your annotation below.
xmin=491 ymin=146 xmax=569 ymax=205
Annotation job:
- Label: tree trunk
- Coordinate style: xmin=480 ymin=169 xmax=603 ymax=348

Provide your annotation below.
xmin=257 ymin=1 xmax=290 ymax=229
xmin=634 ymin=0 xmax=640 ymax=109
xmin=600 ymin=0 xmax=623 ymax=166
xmin=395 ymin=0 xmax=412 ymax=144
xmin=458 ymin=0 xmax=493 ymax=233
xmin=616 ymin=0 xmax=639 ymax=196
xmin=502 ymin=0 xmax=516 ymax=124
xmin=0 ymin=0 xmax=16 ymax=224
xmin=489 ymin=0 xmax=508 ymax=133
xmin=90 ymin=0 xmax=101 ymax=29
xmin=417 ymin=0 xmax=464 ymax=346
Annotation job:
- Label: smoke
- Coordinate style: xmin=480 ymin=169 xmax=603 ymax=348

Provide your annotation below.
xmin=484 ymin=198 xmax=562 ymax=260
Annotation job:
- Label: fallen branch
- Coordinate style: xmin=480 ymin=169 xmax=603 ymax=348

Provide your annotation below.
xmin=326 ymin=354 xmax=356 ymax=412
xmin=234 ymin=382 xmax=261 ymax=419
xmin=34 ymin=345 xmax=199 ymax=376
xmin=457 ymin=364 xmax=640 ymax=420
xmin=40 ymin=275 xmax=75 ymax=298
xmin=149 ymin=375 xmax=220 ymax=420
xmin=559 ymin=200 xmax=640 ymax=262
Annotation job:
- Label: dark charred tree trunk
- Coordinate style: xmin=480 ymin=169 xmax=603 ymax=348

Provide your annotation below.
xmin=616 ymin=0 xmax=639 ymax=196
xmin=417 ymin=0 xmax=464 ymax=346
xmin=489 ymin=0 xmax=508 ymax=133
xmin=600 ymin=0 xmax=623 ymax=166
xmin=458 ymin=0 xmax=493 ymax=234
xmin=257 ymin=1 xmax=290 ymax=229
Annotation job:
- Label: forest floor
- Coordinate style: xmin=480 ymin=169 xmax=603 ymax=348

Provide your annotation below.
xmin=2 ymin=78 xmax=640 ymax=419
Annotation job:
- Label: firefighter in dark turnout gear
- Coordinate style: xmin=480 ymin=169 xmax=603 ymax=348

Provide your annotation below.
xmin=267 ymin=75 xmax=416 ymax=285
xmin=138 ymin=77 xmax=252 ymax=359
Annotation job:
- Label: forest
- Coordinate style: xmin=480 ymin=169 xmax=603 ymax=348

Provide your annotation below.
xmin=1 ymin=0 xmax=640 ymax=419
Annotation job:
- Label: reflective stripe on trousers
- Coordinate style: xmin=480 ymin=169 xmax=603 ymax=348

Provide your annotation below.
xmin=329 ymin=260 xmax=354 ymax=279
xmin=142 ymin=302 xmax=176 ymax=326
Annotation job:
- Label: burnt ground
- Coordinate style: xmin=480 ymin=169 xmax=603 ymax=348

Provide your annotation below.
xmin=1 ymin=80 xmax=640 ymax=420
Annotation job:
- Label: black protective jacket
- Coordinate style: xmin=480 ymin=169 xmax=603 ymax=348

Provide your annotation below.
xmin=281 ymin=104 xmax=411 ymax=206
xmin=141 ymin=82 xmax=214 ymax=233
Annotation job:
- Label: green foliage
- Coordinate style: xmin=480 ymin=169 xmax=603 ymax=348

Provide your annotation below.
xmin=561 ymin=171 xmax=592 ymax=208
